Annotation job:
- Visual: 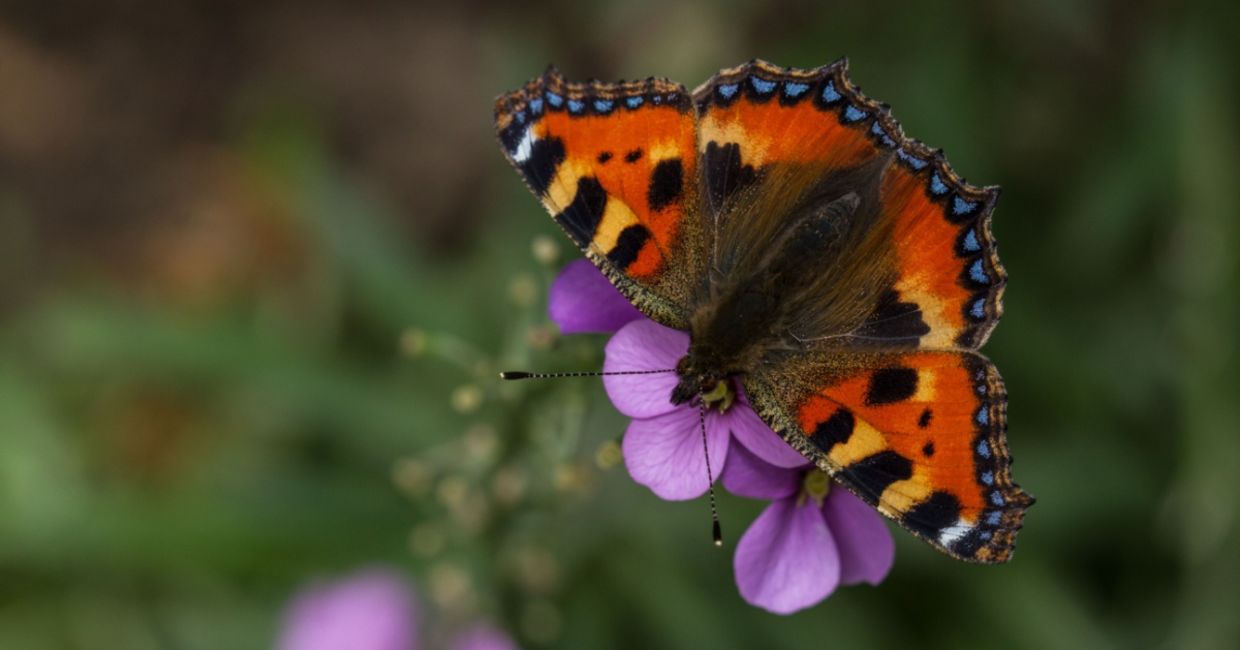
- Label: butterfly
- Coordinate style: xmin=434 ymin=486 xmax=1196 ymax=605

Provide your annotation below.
xmin=493 ymin=59 xmax=1032 ymax=563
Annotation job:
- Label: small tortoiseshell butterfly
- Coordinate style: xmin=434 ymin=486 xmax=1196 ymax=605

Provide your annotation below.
xmin=493 ymin=59 xmax=1033 ymax=563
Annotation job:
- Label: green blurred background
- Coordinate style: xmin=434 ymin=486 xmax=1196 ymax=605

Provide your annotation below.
xmin=1 ymin=0 xmax=1237 ymax=648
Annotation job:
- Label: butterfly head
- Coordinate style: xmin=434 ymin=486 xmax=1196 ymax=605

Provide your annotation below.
xmin=671 ymin=355 xmax=736 ymax=413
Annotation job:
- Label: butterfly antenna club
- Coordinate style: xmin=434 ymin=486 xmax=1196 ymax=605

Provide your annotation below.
xmin=699 ymin=395 xmax=723 ymax=547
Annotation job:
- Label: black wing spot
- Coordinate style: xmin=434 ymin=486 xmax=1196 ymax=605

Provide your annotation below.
xmin=844 ymin=450 xmax=914 ymax=500
xmin=647 ymin=158 xmax=684 ymax=211
xmin=597 ymin=151 xmax=613 ymax=164
xmin=865 ymin=367 xmax=918 ymax=405
xmin=520 ymin=136 xmax=567 ymax=197
xmin=606 ymin=224 xmax=651 ymax=269
xmin=553 ymin=177 xmax=608 ymax=247
xmin=855 ymin=290 xmax=930 ymax=344
xmin=809 ymin=408 xmax=854 ymax=453
xmin=624 ymin=149 xmax=643 ymax=163
xmin=922 ymin=441 xmax=935 ymax=457
xmin=703 ymin=141 xmax=756 ymax=211
xmin=918 ymin=408 xmax=933 ymax=429
xmin=904 ymin=491 xmax=963 ymax=539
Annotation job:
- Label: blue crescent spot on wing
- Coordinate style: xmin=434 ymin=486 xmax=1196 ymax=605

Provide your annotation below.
xmin=843 ymin=105 xmax=868 ymax=122
xmin=897 ymin=149 xmax=929 ymax=169
xmin=963 ymin=229 xmax=981 ymax=252
xmin=969 ymin=259 xmax=989 ymax=285
xmin=784 ymin=81 xmax=809 ymax=97
xmin=953 ymin=196 xmax=980 ymax=216
xmin=821 ymin=80 xmax=842 ymax=103
xmin=749 ymin=77 xmax=776 ymax=94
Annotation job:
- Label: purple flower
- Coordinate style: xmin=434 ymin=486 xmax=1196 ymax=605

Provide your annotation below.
xmin=550 ymin=259 xmax=803 ymax=500
xmin=722 ymin=443 xmax=895 ymax=614
xmin=549 ymin=260 xmax=895 ymax=613
xmin=603 ymin=318 xmax=808 ymax=499
xmin=452 ymin=624 xmax=519 ymax=650
xmin=549 ymin=258 xmax=643 ymax=334
xmin=278 ymin=568 xmax=418 ymax=650
xmin=277 ymin=568 xmax=516 ymax=650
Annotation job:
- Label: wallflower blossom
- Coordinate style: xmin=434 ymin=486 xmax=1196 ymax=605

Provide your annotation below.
xmin=551 ymin=259 xmax=805 ymax=500
xmin=277 ymin=567 xmax=516 ymax=650
xmin=722 ymin=443 xmax=894 ymax=614
xmin=278 ymin=568 xmax=417 ymax=650
xmin=549 ymin=259 xmax=895 ymax=612
xmin=548 ymin=258 xmax=643 ymax=334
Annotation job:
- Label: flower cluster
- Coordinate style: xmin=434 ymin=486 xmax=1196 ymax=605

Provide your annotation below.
xmin=550 ymin=259 xmax=895 ymax=614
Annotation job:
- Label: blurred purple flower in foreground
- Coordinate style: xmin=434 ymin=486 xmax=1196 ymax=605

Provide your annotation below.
xmin=451 ymin=624 xmax=519 ymax=650
xmin=278 ymin=568 xmax=417 ymax=650
xmin=278 ymin=567 xmax=516 ymax=650
xmin=723 ymin=444 xmax=894 ymax=614
xmin=549 ymin=260 xmax=895 ymax=613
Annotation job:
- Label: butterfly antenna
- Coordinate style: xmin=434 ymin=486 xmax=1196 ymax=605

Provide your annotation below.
xmin=699 ymin=394 xmax=723 ymax=547
xmin=500 ymin=369 xmax=675 ymax=380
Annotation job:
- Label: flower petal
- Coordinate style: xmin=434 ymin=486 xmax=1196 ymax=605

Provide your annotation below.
xmin=822 ymin=486 xmax=895 ymax=586
xmin=734 ymin=498 xmax=841 ymax=615
xmin=549 ymin=259 xmax=643 ymax=334
xmin=725 ymin=404 xmax=810 ymax=468
xmin=603 ymin=319 xmax=688 ymax=418
xmin=278 ymin=567 xmax=417 ymax=650
xmin=622 ymin=405 xmax=729 ymax=501
xmin=720 ymin=439 xmax=801 ymax=500
xmin=453 ymin=624 xmax=518 ymax=650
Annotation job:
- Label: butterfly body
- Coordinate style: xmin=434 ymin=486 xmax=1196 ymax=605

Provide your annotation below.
xmin=495 ymin=59 xmax=1032 ymax=563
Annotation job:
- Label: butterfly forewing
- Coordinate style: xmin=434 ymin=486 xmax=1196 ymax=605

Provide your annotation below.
xmin=494 ymin=69 xmax=707 ymax=328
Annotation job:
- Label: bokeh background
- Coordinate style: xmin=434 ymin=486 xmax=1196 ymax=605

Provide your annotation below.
xmin=2 ymin=0 xmax=1238 ymax=648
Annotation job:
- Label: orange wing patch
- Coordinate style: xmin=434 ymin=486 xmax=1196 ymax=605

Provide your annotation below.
xmin=690 ymin=60 xmax=880 ymax=213
xmin=791 ymin=351 xmax=1031 ymax=563
xmin=495 ymin=69 xmax=696 ymax=287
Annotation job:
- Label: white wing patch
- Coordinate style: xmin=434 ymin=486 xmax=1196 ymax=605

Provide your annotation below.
xmin=511 ymin=126 xmax=536 ymax=163
xmin=938 ymin=520 xmax=973 ymax=547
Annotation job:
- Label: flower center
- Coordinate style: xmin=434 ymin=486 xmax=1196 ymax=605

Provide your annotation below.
xmin=700 ymin=379 xmax=736 ymax=413
xmin=797 ymin=469 xmax=832 ymax=508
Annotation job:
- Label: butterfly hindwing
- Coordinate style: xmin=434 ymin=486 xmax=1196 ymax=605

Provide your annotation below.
xmin=745 ymin=350 xmax=1032 ymax=563
xmin=495 ymin=69 xmax=705 ymax=328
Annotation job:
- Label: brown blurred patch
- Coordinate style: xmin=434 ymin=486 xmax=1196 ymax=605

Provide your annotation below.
xmin=0 ymin=1 xmax=499 ymax=309
xmin=135 ymin=145 xmax=312 ymax=309
xmin=91 ymin=383 xmax=208 ymax=487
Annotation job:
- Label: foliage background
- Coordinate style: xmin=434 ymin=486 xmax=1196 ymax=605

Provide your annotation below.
xmin=1 ymin=0 xmax=1237 ymax=648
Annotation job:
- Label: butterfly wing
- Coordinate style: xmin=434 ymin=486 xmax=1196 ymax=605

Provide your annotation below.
xmin=495 ymin=68 xmax=706 ymax=329
xmin=745 ymin=350 xmax=1031 ymax=563
xmin=696 ymin=60 xmax=1029 ymax=561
